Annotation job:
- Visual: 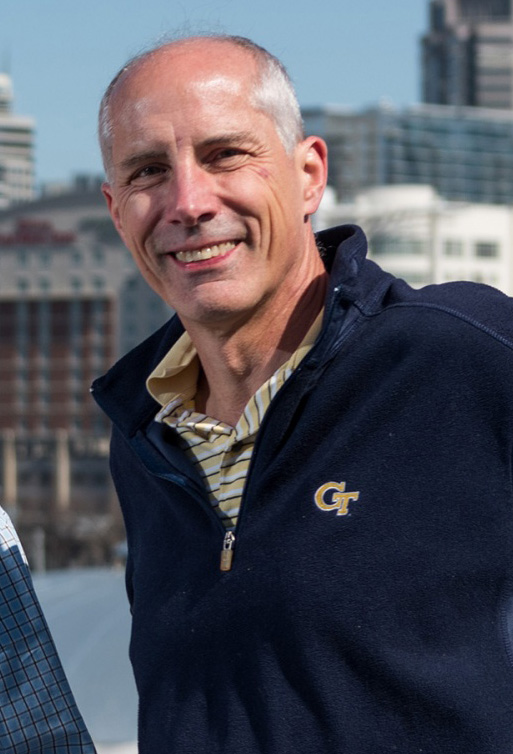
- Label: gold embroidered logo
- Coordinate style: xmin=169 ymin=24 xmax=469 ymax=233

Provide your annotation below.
xmin=314 ymin=481 xmax=360 ymax=516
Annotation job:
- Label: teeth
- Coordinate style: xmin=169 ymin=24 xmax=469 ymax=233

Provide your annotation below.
xmin=175 ymin=242 xmax=235 ymax=263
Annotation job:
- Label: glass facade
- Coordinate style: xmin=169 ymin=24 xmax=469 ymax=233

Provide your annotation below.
xmin=457 ymin=0 xmax=510 ymax=20
xmin=302 ymin=104 xmax=513 ymax=204
xmin=422 ymin=1 xmax=513 ymax=109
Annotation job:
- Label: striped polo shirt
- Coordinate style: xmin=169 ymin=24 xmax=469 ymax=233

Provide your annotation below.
xmin=146 ymin=312 xmax=323 ymax=530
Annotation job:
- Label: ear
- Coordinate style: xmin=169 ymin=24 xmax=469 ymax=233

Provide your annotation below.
xmin=298 ymin=136 xmax=328 ymax=216
xmin=102 ymin=182 xmax=128 ymax=246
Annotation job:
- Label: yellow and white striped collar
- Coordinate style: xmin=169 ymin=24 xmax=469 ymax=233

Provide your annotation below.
xmin=146 ymin=310 xmax=324 ymax=417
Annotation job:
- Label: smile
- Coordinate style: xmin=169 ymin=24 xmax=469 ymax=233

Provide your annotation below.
xmin=174 ymin=241 xmax=236 ymax=263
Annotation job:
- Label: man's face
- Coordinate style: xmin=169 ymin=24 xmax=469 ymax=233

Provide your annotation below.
xmin=103 ymin=41 xmax=326 ymax=330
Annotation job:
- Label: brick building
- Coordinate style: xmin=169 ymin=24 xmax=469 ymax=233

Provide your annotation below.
xmin=0 ymin=178 xmax=171 ymax=567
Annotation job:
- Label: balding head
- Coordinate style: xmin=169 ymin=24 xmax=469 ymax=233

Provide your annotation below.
xmin=98 ymin=34 xmax=304 ymax=180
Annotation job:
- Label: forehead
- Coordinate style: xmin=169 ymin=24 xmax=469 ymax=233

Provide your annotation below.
xmin=107 ymin=42 xmax=279 ymax=161
xmin=111 ymin=42 xmax=258 ymax=118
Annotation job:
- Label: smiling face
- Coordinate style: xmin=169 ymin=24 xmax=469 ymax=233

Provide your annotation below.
xmin=102 ymin=40 xmax=327 ymax=332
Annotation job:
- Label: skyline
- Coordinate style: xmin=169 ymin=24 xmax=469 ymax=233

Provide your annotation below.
xmin=2 ymin=0 xmax=427 ymax=185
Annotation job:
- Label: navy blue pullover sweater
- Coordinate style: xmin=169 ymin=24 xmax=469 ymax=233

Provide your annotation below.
xmin=92 ymin=225 xmax=513 ymax=753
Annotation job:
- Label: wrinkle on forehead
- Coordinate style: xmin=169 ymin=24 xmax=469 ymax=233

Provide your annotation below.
xmin=116 ymin=70 xmax=250 ymax=127
xmin=107 ymin=46 xmax=264 ymax=161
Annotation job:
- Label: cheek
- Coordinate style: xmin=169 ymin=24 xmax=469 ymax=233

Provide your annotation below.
xmin=224 ymin=164 xmax=293 ymax=209
xmin=256 ymin=167 xmax=271 ymax=180
xmin=119 ymin=194 xmax=157 ymax=244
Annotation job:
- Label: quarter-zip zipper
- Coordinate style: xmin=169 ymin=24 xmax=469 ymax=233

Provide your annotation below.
xmin=220 ymin=531 xmax=235 ymax=572
xmin=126 ymin=288 xmax=359 ymax=576
xmin=216 ymin=292 xmax=358 ymax=574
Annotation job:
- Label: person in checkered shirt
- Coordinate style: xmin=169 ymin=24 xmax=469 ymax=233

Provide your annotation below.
xmin=0 ymin=506 xmax=96 ymax=753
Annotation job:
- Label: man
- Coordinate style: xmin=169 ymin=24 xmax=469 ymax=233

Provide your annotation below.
xmin=92 ymin=34 xmax=513 ymax=753
xmin=0 ymin=507 xmax=96 ymax=752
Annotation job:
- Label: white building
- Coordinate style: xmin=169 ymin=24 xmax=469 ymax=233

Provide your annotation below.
xmin=315 ymin=184 xmax=513 ymax=294
xmin=0 ymin=73 xmax=35 ymax=208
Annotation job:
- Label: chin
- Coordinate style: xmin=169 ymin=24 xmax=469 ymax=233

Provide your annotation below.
xmin=183 ymin=297 xmax=257 ymax=326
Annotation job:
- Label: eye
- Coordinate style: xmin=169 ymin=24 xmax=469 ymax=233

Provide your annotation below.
xmin=207 ymin=147 xmax=248 ymax=168
xmin=130 ymin=164 xmax=167 ymax=183
xmin=215 ymin=148 xmax=243 ymax=159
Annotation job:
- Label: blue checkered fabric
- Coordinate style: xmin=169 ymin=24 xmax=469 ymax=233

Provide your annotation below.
xmin=0 ymin=507 xmax=96 ymax=753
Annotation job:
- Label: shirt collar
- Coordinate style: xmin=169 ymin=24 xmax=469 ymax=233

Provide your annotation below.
xmin=146 ymin=309 xmax=324 ymax=409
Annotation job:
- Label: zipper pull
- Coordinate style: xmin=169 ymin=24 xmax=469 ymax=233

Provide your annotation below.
xmin=220 ymin=531 xmax=235 ymax=572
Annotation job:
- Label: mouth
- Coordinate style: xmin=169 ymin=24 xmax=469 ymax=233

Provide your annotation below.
xmin=173 ymin=241 xmax=237 ymax=264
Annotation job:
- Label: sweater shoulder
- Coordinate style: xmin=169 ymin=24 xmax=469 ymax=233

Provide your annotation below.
xmin=375 ymin=273 xmax=513 ymax=351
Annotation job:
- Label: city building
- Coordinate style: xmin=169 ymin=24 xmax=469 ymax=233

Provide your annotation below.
xmin=314 ymin=184 xmax=513 ymax=293
xmin=0 ymin=72 xmax=35 ymax=209
xmin=302 ymin=102 xmax=513 ymax=204
xmin=0 ymin=178 xmax=172 ymax=567
xmin=302 ymin=0 xmax=513 ymax=206
xmin=422 ymin=0 xmax=513 ymax=109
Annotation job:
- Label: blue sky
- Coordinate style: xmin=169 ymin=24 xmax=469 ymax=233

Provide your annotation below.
xmin=2 ymin=0 xmax=427 ymax=185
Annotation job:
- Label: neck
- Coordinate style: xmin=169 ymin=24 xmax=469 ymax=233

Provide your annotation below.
xmin=188 ymin=266 xmax=328 ymax=426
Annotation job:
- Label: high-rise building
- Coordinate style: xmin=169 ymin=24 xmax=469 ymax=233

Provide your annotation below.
xmin=303 ymin=102 xmax=513 ymax=204
xmin=0 ymin=73 xmax=35 ymax=208
xmin=422 ymin=0 xmax=513 ymax=109
xmin=303 ymin=0 xmax=513 ymax=205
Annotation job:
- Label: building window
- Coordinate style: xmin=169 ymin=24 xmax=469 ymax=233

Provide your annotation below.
xmin=475 ymin=241 xmax=499 ymax=257
xmin=93 ymin=248 xmax=105 ymax=265
xmin=38 ymin=301 xmax=50 ymax=355
xmin=370 ymin=235 xmax=427 ymax=256
xmin=444 ymin=239 xmax=464 ymax=256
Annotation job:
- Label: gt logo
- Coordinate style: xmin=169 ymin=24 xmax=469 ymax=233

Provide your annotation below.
xmin=314 ymin=481 xmax=360 ymax=516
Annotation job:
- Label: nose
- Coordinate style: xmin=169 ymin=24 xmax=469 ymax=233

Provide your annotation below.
xmin=167 ymin=161 xmax=218 ymax=227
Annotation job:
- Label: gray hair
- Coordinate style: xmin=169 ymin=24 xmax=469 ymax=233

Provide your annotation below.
xmin=98 ymin=34 xmax=304 ymax=180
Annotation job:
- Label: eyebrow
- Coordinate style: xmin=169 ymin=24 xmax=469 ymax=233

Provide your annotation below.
xmin=200 ymin=132 xmax=260 ymax=149
xmin=117 ymin=149 xmax=168 ymax=174
xmin=116 ymin=132 xmax=260 ymax=174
